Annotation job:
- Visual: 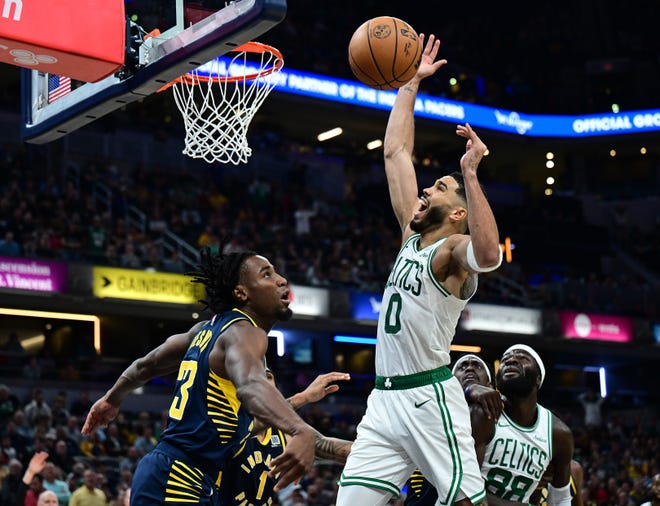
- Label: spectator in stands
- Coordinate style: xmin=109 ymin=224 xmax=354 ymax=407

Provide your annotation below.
xmin=132 ymin=425 xmax=157 ymax=457
xmin=118 ymin=446 xmax=140 ymax=475
xmin=118 ymin=242 xmax=141 ymax=269
xmin=641 ymin=474 xmax=660 ymax=506
xmin=162 ymin=250 xmax=186 ymax=273
xmin=37 ymin=491 xmax=59 ymax=506
xmin=50 ymin=393 xmax=70 ymax=428
xmin=0 ymin=383 xmax=21 ymax=424
xmin=4 ymin=420 xmax=29 ymax=459
xmin=578 ymin=390 xmax=605 ymax=429
xmin=103 ymin=423 xmax=124 ymax=458
xmin=65 ymin=462 xmax=86 ymax=494
xmin=22 ymin=356 xmax=43 ymax=382
xmin=114 ymin=487 xmax=130 ymax=506
xmin=0 ymin=230 xmax=21 ymax=256
xmin=23 ymin=390 xmax=51 ymax=426
xmin=68 ymin=469 xmax=106 ymax=506
xmin=41 ymin=462 xmax=71 ymax=506
xmin=1 ymin=433 xmax=18 ymax=463
xmin=79 ymin=429 xmax=106 ymax=458
xmin=0 ymin=457 xmax=24 ymax=504
xmin=13 ymin=410 xmax=35 ymax=441
xmin=69 ymin=392 xmax=92 ymax=419
xmin=85 ymin=215 xmax=106 ymax=263
xmin=50 ymin=440 xmax=75 ymax=473
xmin=24 ymin=472 xmax=46 ymax=506
xmin=0 ymin=332 xmax=26 ymax=357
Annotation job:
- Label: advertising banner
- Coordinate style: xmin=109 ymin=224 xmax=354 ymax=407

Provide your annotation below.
xmin=93 ymin=267 xmax=204 ymax=305
xmin=559 ymin=311 xmax=633 ymax=342
xmin=0 ymin=256 xmax=67 ymax=292
xmin=289 ymin=285 xmax=329 ymax=317
xmin=349 ymin=291 xmax=383 ymax=321
xmin=460 ymin=303 xmax=542 ymax=335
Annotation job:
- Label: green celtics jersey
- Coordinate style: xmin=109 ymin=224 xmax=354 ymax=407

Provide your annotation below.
xmin=482 ymin=405 xmax=553 ymax=503
xmin=375 ymin=233 xmax=476 ymax=376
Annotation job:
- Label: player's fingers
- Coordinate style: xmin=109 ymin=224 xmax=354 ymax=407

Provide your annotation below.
xmin=326 ymin=372 xmax=350 ymax=382
xmin=272 ymin=463 xmax=305 ymax=492
xmin=325 ymin=385 xmax=340 ymax=394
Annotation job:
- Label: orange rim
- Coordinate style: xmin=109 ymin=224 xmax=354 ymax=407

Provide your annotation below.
xmin=157 ymin=41 xmax=283 ymax=92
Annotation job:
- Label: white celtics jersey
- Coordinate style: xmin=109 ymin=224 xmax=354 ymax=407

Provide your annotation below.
xmin=374 ymin=233 xmax=476 ymax=376
xmin=481 ymin=405 xmax=553 ymax=503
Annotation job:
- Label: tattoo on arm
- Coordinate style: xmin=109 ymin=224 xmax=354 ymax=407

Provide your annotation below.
xmin=314 ymin=433 xmax=351 ymax=464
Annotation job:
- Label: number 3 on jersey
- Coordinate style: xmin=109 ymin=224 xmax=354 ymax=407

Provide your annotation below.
xmin=169 ymin=360 xmax=198 ymax=420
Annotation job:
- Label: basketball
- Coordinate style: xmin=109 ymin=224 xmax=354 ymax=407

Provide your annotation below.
xmin=348 ymin=16 xmax=423 ymax=90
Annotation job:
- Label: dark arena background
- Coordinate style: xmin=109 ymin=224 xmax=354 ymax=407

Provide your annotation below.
xmin=0 ymin=0 xmax=657 ymax=504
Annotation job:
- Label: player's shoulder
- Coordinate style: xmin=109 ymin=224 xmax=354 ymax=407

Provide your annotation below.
xmin=549 ymin=411 xmax=572 ymax=435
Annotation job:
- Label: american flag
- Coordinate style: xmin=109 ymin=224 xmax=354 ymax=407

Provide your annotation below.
xmin=48 ymin=74 xmax=71 ymax=103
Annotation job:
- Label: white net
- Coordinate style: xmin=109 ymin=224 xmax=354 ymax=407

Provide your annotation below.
xmin=170 ymin=42 xmax=283 ymax=165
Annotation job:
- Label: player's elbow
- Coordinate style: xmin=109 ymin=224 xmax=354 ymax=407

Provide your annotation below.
xmin=466 ymin=242 xmax=502 ymax=273
xmin=383 ymin=143 xmax=402 ymax=161
xmin=479 ymin=249 xmax=502 ymax=268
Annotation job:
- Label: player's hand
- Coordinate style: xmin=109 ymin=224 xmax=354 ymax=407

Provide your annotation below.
xmin=81 ymin=397 xmax=119 ymax=435
xmin=456 ymin=123 xmax=488 ymax=175
xmin=415 ymin=34 xmax=448 ymax=80
xmin=27 ymin=451 xmax=49 ymax=475
xmin=301 ymin=372 xmax=351 ymax=404
xmin=468 ymin=384 xmax=504 ymax=421
xmin=269 ymin=426 xmax=316 ymax=492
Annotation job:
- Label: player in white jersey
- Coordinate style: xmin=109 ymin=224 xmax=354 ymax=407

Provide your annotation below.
xmin=474 ymin=345 xmax=574 ymax=506
xmin=336 ymin=34 xmax=502 ymax=506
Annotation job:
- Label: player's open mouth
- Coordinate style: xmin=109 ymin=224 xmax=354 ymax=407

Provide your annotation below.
xmin=413 ymin=198 xmax=428 ymax=219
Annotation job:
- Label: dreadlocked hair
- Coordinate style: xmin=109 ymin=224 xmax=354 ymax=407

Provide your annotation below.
xmin=189 ymin=245 xmax=257 ymax=314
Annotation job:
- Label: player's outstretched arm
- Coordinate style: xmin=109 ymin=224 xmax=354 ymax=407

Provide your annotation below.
xmin=251 ymin=371 xmax=351 ymax=434
xmin=287 ymin=371 xmax=351 ymax=410
xmin=452 ymin=124 xmax=502 ymax=273
xmin=383 ymin=33 xmax=447 ymax=235
xmin=82 ymin=321 xmax=205 ymax=435
xmin=221 ymin=323 xmax=316 ymax=491
xmin=312 ymin=430 xmax=353 ymax=465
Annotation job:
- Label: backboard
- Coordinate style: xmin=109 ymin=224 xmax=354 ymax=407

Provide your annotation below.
xmin=20 ymin=0 xmax=286 ymax=144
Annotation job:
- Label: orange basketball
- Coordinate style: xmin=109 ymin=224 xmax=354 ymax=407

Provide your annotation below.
xmin=348 ymin=16 xmax=422 ymax=90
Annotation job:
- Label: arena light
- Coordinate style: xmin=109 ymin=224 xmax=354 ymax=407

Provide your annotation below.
xmin=599 ymin=367 xmax=607 ymax=398
xmin=584 ymin=366 xmax=608 ymax=398
xmin=334 ymin=335 xmax=481 ymax=353
xmin=367 ymin=139 xmax=383 ymax=150
xmin=317 ymin=127 xmax=343 ymax=142
xmin=268 ymin=330 xmax=285 ymax=357
xmin=334 ymin=335 xmax=376 ymax=345
xmin=0 ymin=307 xmax=101 ymax=354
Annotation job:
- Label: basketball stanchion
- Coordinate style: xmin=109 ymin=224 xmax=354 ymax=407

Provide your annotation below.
xmin=159 ymin=42 xmax=284 ymax=165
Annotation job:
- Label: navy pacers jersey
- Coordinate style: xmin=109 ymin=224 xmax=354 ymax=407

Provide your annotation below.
xmin=217 ymin=428 xmax=288 ymax=506
xmin=404 ymin=470 xmax=438 ymax=506
xmin=133 ymin=309 xmax=256 ymax=504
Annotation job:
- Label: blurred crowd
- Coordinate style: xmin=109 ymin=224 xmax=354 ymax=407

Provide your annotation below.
xmin=0 ymin=381 xmax=657 ymax=506
xmin=0 ymin=138 xmax=656 ymax=321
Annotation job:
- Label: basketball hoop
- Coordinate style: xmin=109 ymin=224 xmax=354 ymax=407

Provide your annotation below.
xmin=159 ymin=42 xmax=283 ymax=165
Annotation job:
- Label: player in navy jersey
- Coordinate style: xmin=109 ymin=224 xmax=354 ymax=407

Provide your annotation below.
xmin=218 ymin=368 xmax=353 ymax=506
xmin=82 ymin=246 xmax=318 ymax=505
